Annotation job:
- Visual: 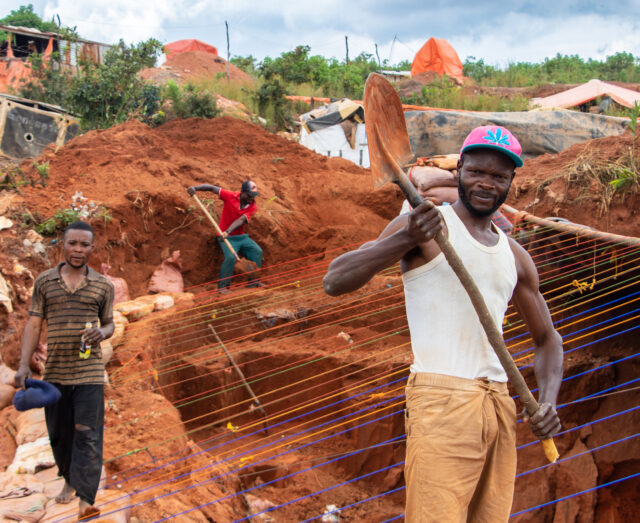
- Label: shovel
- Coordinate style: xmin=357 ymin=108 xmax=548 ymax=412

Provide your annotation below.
xmin=364 ymin=73 xmax=558 ymax=463
xmin=191 ymin=194 xmax=259 ymax=278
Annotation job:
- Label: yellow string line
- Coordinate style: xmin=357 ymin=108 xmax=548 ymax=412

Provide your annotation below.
xmin=127 ymin=398 xmax=406 ymax=505
xmin=112 ymin=341 xmax=410 ymax=453
xmin=128 ymin=378 xmax=409 ymax=493
xmin=507 ymin=295 xmax=640 ymax=352
xmin=113 ymin=284 xmax=406 ymax=386
xmin=501 ymin=253 xmax=640 ymax=332
xmin=513 ymin=312 xmax=640 ymax=363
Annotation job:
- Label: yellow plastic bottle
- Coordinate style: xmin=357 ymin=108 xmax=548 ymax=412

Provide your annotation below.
xmin=79 ymin=322 xmax=93 ymax=359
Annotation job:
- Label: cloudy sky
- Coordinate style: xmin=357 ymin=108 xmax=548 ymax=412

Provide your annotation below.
xmin=4 ymin=1 xmax=640 ymax=67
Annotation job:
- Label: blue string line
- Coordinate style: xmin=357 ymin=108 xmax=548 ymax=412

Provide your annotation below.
xmin=155 ymin=433 xmax=406 ymax=522
xmin=300 ymin=486 xmax=406 ymax=522
xmin=517 ymin=432 xmax=640 ymax=478
xmin=108 ymin=375 xmax=408 ymax=489
xmin=232 ymin=462 xmax=405 ymax=523
xmin=510 ymin=472 xmax=640 ymax=517
xmin=83 ymin=410 xmax=405 ymax=523
xmin=507 ymin=287 xmax=640 ymax=351
xmin=527 ymin=349 xmax=640 ymax=396
xmin=518 ymin=322 xmax=640 ymax=371
xmin=517 ymin=404 xmax=640 ymax=450
xmin=381 ymin=515 xmax=404 ymax=522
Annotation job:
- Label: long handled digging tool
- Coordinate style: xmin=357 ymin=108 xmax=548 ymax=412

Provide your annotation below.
xmin=191 ymin=193 xmax=259 ymax=279
xmin=209 ymin=325 xmax=269 ymax=434
xmin=363 ymin=73 xmax=558 ymax=463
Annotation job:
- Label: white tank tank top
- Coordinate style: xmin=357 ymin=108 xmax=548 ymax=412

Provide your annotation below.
xmin=402 ymin=205 xmax=517 ymax=382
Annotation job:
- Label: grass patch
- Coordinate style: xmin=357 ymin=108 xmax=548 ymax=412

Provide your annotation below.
xmin=402 ymin=77 xmax=530 ymax=112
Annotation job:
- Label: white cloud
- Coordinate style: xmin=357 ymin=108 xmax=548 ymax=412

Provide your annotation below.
xmin=450 ymin=14 xmax=640 ymax=66
xmin=8 ymin=1 xmax=640 ymax=66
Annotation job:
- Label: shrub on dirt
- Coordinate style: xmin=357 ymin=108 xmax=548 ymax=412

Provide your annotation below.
xmin=609 ymin=102 xmax=640 ymax=193
xmin=403 ymin=76 xmax=530 ymax=111
xmin=164 ymin=81 xmax=220 ymax=120
xmin=18 ymin=38 xmax=164 ymax=130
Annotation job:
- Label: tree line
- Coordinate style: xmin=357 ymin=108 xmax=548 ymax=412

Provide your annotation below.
xmin=2 ymin=4 xmax=638 ymax=131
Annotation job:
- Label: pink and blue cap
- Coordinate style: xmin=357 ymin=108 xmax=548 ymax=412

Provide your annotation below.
xmin=459 ymin=125 xmax=523 ymax=168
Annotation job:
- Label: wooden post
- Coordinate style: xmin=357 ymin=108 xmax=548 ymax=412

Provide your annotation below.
xmin=345 ymin=35 xmax=349 ymax=64
xmin=502 ymin=204 xmax=640 ymax=247
xmin=225 ymin=21 xmax=230 ymax=82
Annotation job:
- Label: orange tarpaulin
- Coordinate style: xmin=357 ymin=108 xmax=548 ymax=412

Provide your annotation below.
xmin=164 ymin=39 xmax=218 ymax=57
xmin=0 ymin=37 xmax=54 ymax=93
xmin=530 ymin=79 xmax=640 ymax=110
xmin=0 ymin=38 xmax=53 ymax=93
xmin=411 ymin=37 xmax=463 ymax=81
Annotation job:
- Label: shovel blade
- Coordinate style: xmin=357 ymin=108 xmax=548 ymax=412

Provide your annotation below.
xmin=364 ymin=73 xmax=414 ymax=188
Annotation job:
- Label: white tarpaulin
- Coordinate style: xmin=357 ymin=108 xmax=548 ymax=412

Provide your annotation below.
xmin=299 ymin=123 xmax=370 ymax=167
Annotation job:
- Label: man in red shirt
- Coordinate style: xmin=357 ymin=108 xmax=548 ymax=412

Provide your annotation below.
xmin=187 ymin=180 xmax=263 ymax=292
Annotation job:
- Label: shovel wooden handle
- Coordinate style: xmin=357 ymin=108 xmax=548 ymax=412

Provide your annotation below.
xmin=192 ymin=194 xmax=241 ymax=262
xmin=386 ymin=139 xmax=559 ymax=463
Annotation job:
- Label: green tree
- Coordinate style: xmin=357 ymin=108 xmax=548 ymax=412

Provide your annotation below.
xmin=18 ymin=51 xmax=70 ymax=105
xmin=0 ymin=4 xmax=57 ymax=42
xmin=19 ymin=38 xmax=164 ymax=129
xmin=463 ymin=57 xmax=496 ymax=82
xmin=230 ymin=54 xmax=257 ymax=75
xmin=65 ymin=39 xmax=163 ymax=129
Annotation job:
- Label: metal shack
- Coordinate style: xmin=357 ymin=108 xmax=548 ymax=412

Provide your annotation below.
xmin=0 ymin=24 xmax=110 ymax=158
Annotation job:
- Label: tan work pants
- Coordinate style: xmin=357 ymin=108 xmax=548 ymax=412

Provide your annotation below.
xmin=404 ymin=372 xmax=517 ymax=523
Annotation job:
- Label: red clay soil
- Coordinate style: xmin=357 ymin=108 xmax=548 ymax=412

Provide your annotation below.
xmin=507 ymin=131 xmax=640 ymax=236
xmin=140 ymin=50 xmax=254 ymax=84
xmin=0 ymin=116 xmax=402 ymax=366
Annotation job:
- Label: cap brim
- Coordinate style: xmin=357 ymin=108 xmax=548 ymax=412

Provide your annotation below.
xmin=461 ymin=144 xmax=523 ymax=167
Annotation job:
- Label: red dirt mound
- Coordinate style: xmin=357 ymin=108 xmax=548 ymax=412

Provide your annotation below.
xmin=507 ymin=132 xmax=639 ymax=236
xmin=140 ymin=50 xmax=253 ymax=84
xmin=15 ymin=117 xmax=401 ymax=299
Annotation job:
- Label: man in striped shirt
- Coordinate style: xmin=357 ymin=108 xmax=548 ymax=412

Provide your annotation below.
xmin=14 ymin=221 xmax=114 ymax=521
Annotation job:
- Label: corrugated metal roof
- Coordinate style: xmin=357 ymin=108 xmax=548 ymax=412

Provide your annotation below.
xmin=0 ymin=24 xmax=110 ymax=48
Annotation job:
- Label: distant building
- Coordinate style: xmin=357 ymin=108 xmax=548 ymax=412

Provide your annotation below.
xmin=0 ymin=24 xmax=111 ymax=93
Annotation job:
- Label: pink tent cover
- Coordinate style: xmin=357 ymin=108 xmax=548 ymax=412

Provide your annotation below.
xmin=531 ymin=79 xmax=640 ymax=109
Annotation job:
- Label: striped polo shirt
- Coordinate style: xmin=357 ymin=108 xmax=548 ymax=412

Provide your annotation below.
xmin=29 ymin=263 xmax=114 ymax=385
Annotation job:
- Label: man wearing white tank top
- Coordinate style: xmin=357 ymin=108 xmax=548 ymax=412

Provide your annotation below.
xmin=323 ymin=126 xmax=563 ymax=522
